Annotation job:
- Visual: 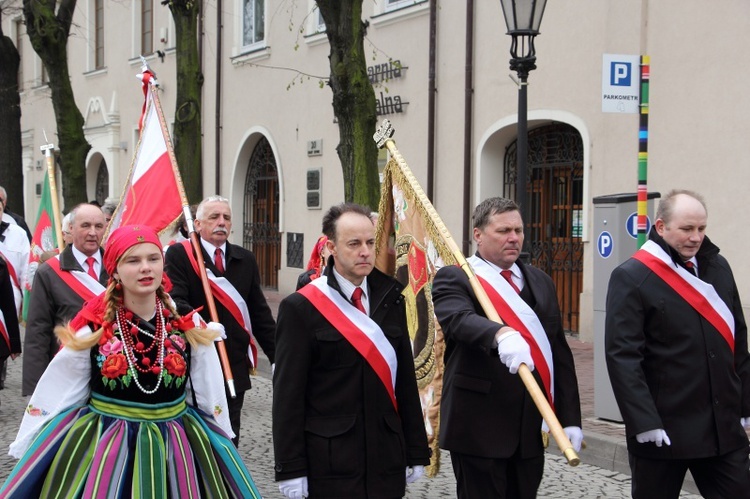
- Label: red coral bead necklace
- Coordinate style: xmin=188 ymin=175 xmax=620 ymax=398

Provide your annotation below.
xmin=116 ymin=297 xmax=167 ymax=395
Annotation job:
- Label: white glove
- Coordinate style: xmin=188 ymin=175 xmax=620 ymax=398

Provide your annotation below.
xmin=206 ymin=321 xmax=227 ymax=340
xmin=564 ymin=426 xmax=584 ymax=452
xmin=405 ymin=465 xmax=424 ymax=484
xmin=635 ymin=429 xmax=671 ymax=447
xmin=741 ymin=417 xmax=750 ymax=430
xmin=278 ymin=476 xmax=308 ymax=498
xmin=497 ymin=330 xmax=534 ymax=374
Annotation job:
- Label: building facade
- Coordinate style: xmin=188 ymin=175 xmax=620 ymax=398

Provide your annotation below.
xmin=6 ymin=0 xmax=750 ymax=341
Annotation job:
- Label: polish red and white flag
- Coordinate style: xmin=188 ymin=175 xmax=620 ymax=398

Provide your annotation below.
xmin=107 ymin=68 xmax=182 ymax=239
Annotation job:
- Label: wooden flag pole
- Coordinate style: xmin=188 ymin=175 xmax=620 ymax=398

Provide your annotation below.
xmin=142 ymin=62 xmax=236 ymax=398
xmin=373 ymin=119 xmax=580 ymax=466
xmin=40 ymin=130 xmax=64 ymax=252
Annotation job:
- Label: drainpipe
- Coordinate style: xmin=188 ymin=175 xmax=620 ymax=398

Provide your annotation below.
xmin=462 ymin=0 xmax=475 ymax=256
xmin=215 ymin=0 xmax=223 ymax=195
xmin=426 ymin=0 xmax=437 ymax=201
xmin=198 ymin=1 xmax=205 ymax=196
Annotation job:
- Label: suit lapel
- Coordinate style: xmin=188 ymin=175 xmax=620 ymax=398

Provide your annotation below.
xmin=220 ymin=242 xmax=245 ymax=274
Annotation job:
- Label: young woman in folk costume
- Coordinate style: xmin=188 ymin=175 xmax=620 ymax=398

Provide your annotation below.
xmin=0 ymin=225 xmax=262 ymax=498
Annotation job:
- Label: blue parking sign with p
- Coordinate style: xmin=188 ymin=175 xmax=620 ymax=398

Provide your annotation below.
xmin=610 ymin=61 xmax=631 ymax=86
xmin=598 ymin=231 xmax=613 ymax=259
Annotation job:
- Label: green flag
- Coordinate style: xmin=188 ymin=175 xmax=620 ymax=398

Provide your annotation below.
xmin=22 ymin=175 xmax=58 ymax=323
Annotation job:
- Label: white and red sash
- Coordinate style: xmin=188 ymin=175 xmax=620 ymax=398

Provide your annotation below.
xmin=469 ymin=256 xmax=555 ymax=406
xmin=46 ymin=256 xmax=105 ymax=303
xmin=0 ymin=308 xmax=9 ymax=350
xmin=180 ymin=240 xmax=258 ymax=367
xmin=5 ymin=259 xmax=19 ymax=293
xmin=298 ymin=277 xmax=399 ymax=410
xmin=633 ymin=240 xmax=735 ymax=351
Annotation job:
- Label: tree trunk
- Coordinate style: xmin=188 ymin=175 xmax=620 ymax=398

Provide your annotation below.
xmin=167 ymin=0 xmax=203 ymax=204
xmin=317 ymin=0 xmax=380 ymax=210
xmin=0 ymin=16 xmax=25 ymax=216
xmin=23 ymin=0 xmax=90 ymax=212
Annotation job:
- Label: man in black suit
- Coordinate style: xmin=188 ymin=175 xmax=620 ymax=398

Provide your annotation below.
xmin=605 ymin=189 xmax=750 ymax=498
xmin=165 ymin=195 xmax=275 ymax=445
xmin=273 ymin=203 xmax=430 ymax=499
xmin=433 ymin=197 xmax=582 ymax=499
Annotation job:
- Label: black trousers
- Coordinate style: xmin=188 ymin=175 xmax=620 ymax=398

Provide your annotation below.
xmin=227 ymin=389 xmax=246 ymax=446
xmin=629 ymin=446 xmax=750 ymax=499
xmin=450 ymin=450 xmax=544 ymax=499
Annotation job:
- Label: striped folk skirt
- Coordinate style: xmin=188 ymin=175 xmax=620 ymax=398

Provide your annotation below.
xmin=0 ymin=393 xmax=262 ymax=498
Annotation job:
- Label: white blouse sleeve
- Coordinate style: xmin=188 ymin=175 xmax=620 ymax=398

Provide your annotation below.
xmin=9 ymin=327 xmax=93 ymax=458
xmin=186 ymin=341 xmax=235 ymax=438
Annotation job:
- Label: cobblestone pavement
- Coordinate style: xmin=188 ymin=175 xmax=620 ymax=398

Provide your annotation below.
xmin=0 ymin=354 xmax=701 ymax=498
xmin=0 ymin=291 xmax=704 ymax=497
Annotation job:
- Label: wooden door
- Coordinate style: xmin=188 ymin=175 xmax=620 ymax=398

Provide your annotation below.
xmin=243 ymin=137 xmax=280 ymax=289
xmin=504 ymin=124 xmax=583 ymax=332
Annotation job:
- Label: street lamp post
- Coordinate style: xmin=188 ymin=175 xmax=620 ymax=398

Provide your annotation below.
xmin=499 ymin=0 xmax=547 ymax=259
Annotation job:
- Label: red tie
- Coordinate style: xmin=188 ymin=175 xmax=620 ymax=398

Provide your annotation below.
xmin=351 ymin=287 xmax=366 ymax=314
xmin=214 ymin=248 xmax=225 ymax=274
xmin=685 ymin=261 xmax=697 ymax=277
xmin=501 ymin=269 xmax=521 ymax=294
xmin=86 ymin=257 xmax=98 ymax=280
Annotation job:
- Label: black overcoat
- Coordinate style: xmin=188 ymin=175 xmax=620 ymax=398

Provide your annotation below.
xmin=272 ymin=262 xmax=430 ymax=498
xmin=165 ymin=240 xmax=276 ymax=393
xmin=605 ymin=229 xmax=750 ymax=458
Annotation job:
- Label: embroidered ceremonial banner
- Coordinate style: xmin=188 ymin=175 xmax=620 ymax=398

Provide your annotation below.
xmin=633 ymin=240 xmax=735 ymax=351
xmin=107 ymin=70 xmax=182 ymax=239
xmin=470 ymin=256 xmax=555 ymax=406
xmin=374 ymin=157 xmax=457 ymax=475
xmin=23 ymin=174 xmax=59 ymax=322
xmin=299 ymin=278 xmax=398 ymax=409
xmin=180 ymin=241 xmax=259 ymax=367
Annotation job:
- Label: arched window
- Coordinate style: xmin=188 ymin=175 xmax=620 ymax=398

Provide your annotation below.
xmin=95 ymin=158 xmax=109 ymax=205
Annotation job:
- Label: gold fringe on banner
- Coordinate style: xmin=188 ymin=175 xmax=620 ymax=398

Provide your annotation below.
xmin=375 ymin=157 xmax=457 ymax=477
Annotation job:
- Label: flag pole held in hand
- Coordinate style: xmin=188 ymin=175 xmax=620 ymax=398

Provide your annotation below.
xmin=373 ymin=119 xmax=580 ymax=466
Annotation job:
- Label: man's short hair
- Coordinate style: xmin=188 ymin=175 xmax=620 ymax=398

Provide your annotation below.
xmin=656 ymin=189 xmax=707 ymax=224
xmin=196 ymin=196 xmax=230 ymax=220
xmin=321 ymin=203 xmax=373 ymax=241
xmin=472 ymin=197 xmax=520 ymax=230
xmin=68 ymin=203 xmax=103 ymax=226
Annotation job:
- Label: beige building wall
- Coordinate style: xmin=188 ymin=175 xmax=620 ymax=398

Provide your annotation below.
xmin=6 ymin=0 xmax=750 ymax=341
